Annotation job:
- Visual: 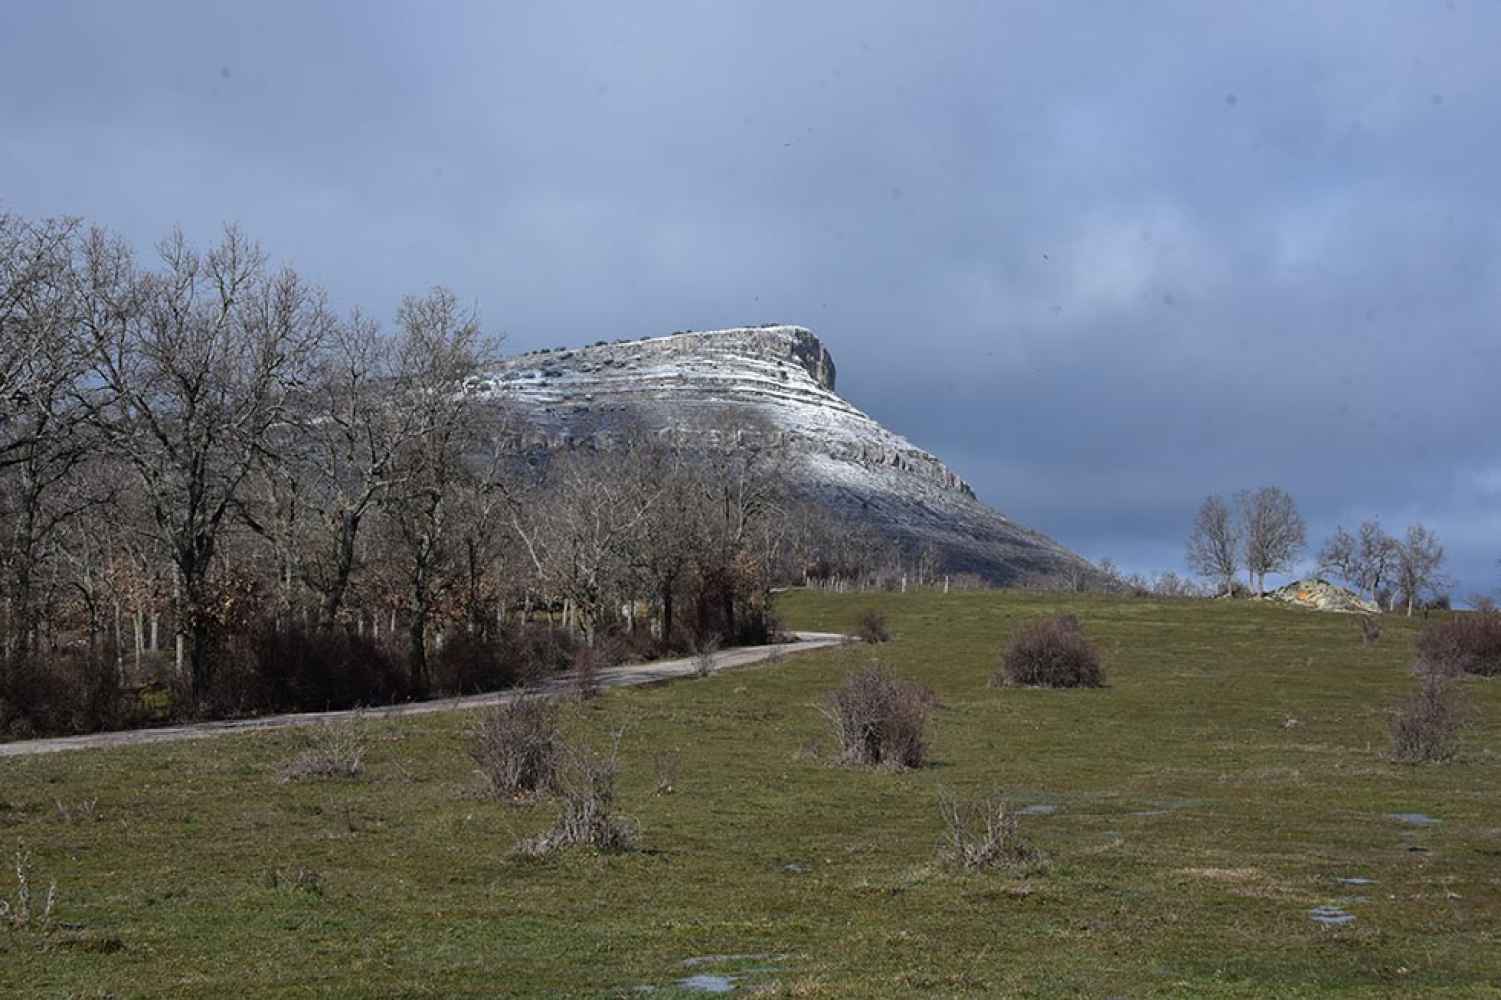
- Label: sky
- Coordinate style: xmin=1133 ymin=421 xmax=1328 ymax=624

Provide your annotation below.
xmin=3 ymin=1 xmax=1498 ymax=599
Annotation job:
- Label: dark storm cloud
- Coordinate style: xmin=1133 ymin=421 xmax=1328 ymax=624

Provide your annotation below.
xmin=4 ymin=1 xmax=1497 ymax=596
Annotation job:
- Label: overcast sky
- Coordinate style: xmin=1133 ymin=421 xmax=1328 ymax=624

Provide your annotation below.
xmin=4 ymin=1 xmax=1498 ymax=598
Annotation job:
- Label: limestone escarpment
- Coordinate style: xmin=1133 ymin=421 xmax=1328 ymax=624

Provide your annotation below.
xmin=471 ymin=325 xmax=1090 ymax=584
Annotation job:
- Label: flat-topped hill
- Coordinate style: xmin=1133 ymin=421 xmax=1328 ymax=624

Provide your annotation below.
xmin=473 ymin=325 xmax=1087 ymax=583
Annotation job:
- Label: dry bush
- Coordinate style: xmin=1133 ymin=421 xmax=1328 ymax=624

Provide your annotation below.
xmin=856 ymin=609 xmax=891 ymax=644
xmin=277 ymin=718 xmax=368 ymax=783
xmin=246 ymin=626 xmax=409 ymax=714
xmin=264 ymin=865 xmax=323 ymax=897
xmin=0 ymin=849 xmax=57 ymax=931
xmin=54 ymin=797 xmax=99 ymax=824
xmin=936 ymin=790 xmax=1041 ymax=871
xmin=993 ymin=615 xmax=1104 ymax=689
xmin=1358 ymin=616 xmax=1383 ymax=646
xmin=506 ymin=624 xmax=581 ymax=687
xmin=516 ymin=731 xmax=637 ymax=856
xmin=468 ymin=696 xmax=565 ymax=801
xmin=0 ymin=647 xmax=127 ymax=740
xmin=431 ymin=631 xmax=516 ymax=696
xmin=693 ymin=635 xmax=721 ymax=679
xmin=1415 ymin=614 xmax=1501 ymax=677
xmin=819 ymin=664 xmax=931 ymax=769
xmin=1389 ymin=673 xmax=1463 ymax=763
xmin=653 ymin=750 xmax=681 ymax=795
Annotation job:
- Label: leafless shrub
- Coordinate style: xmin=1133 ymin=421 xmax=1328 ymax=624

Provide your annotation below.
xmin=936 ymin=790 xmax=1041 ymax=871
xmin=468 ymin=695 xmax=565 ymax=801
xmin=856 ymin=609 xmax=891 ymax=644
xmin=1358 ymin=616 xmax=1383 ymax=646
xmin=1415 ymin=614 xmax=1501 ymax=677
xmin=265 ymin=864 xmax=323 ymax=897
xmin=819 ymin=664 xmax=931 ymax=769
xmin=653 ymin=750 xmax=682 ymax=795
xmin=278 ymin=718 xmax=368 ymax=783
xmin=1469 ymin=595 xmax=1498 ymax=614
xmin=0 ymin=849 xmax=57 ymax=931
xmin=993 ymin=615 xmax=1104 ymax=689
xmin=54 ymin=797 xmax=99 ymax=824
xmin=516 ymin=731 xmax=637 ymax=856
xmin=693 ymin=635 xmax=721 ymax=679
xmin=795 ymin=735 xmax=823 ymax=760
xmin=1389 ymin=673 xmax=1463 ymax=764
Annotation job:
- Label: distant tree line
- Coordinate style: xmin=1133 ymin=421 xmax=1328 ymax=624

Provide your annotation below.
xmin=1317 ymin=520 xmax=1448 ymax=615
xmin=0 ymin=213 xmax=917 ymax=738
xmin=1183 ymin=483 xmax=1449 ymax=613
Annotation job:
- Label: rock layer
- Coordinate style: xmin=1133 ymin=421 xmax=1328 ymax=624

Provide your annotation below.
xmin=1264 ymin=579 xmax=1380 ymax=614
xmin=472 ymin=325 xmax=1090 ymax=583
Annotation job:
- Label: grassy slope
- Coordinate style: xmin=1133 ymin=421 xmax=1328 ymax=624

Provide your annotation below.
xmin=2 ymin=591 xmax=1498 ymax=998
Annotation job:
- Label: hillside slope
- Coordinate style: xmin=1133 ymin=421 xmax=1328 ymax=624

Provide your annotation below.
xmin=472 ymin=325 xmax=1088 ymax=583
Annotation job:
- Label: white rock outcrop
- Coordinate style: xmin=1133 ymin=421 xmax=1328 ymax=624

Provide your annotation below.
xmin=1264 ymin=579 xmax=1380 ymax=614
xmin=472 ymin=325 xmax=1090 ymax=583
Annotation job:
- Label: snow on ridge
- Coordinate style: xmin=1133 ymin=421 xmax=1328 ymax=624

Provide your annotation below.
xmin=469 ymin=324 xmax=1088 ymax=581
xmin=480 ymin=324 xmax=974 ymax=495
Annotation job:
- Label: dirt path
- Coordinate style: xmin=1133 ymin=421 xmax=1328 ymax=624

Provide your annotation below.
xmin=0 ymin=631 xmax=849 ymax=758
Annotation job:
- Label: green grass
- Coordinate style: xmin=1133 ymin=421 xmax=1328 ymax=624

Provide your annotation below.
xmin=2 ymin=591 xmax=1499 ymax=998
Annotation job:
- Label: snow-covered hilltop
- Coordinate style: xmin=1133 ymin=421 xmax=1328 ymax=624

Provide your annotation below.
xmin=473 ymin=325 xmax=1089 ymax=583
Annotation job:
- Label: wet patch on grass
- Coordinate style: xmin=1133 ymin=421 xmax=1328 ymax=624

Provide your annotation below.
xmin=675 ymin=973 xmax=736 ymax=993
xmin=1018 ymin=803 xmax=1059 ymax=816
xmin=1309 ymin=905 xmax=1356 ymax=927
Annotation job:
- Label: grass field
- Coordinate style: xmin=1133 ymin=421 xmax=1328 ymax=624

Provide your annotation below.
xmin=2 ymin=591 xmax=1498 ymax=998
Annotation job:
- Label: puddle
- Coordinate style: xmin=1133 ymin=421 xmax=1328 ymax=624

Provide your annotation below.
xmin=1310 ymin=906 xmax=1355 ymax=927
xmin=1391 ymin=813 xmax=1439 ymax=826
xmin=1019 ymin=804 xmax=1058 ymax=816
xmin=682 ymin=954 xmax=774 ymax=969
xmin=1337 ymin=877 xmax=1376 ymax=886
xmin=676 ymin=975 xmax=737 ymax=993
xmin=1131 ymin=799 xmax=1207 ymax=817
xmin=781 ymin=863 xmax=811 ymax=874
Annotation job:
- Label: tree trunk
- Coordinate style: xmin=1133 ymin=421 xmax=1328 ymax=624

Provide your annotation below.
xmin=661 ymin=583 xmax=675 ymax=647
xmin=189 ymin=613 xmax=212 ymax=702
xmin=320 ymin=512 xmax=360 ymax=631
xmin=721 ymin=586 xmax=736 ymax=644
xmin=408 ymin=610 xmax=428 ymax=698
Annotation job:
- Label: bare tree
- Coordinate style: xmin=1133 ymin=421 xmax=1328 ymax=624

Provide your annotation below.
xmin=294 ymin=309 xmax=443 ymax=631
xmin=0 ymin=216 xmax=106 ymax=663
xmin=1238 ymin=486 xmax=1305 ymax=596
xmin=512 ymin=444 xmax=661 ymax=646
xmin=1185 ymin=494 xmax=1241 ymax=597
xmin=76 ymin=225 xmax=330 ymax=698
xmin=687 ymin=413 xmax=786 ymax=642
xmin=623 ymin=434 xmax=698 ymax=646
xmin=1317 ymin=520 xmax=1400 ymax=601
xmin=380 ymin=287 xmax=493 ymax=694
xmin=1395 ymin=522 xmax=1446 ymax=616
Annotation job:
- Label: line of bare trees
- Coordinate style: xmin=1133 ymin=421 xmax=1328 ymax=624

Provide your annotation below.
xmin=1185 ymin=487 xmax=1307 ymax=597
xmin=0 ymin=213 xmax=878 ymax=737
xmin=1317 ymin=519 xmax=1448 ymax=615
xmin=1184 ymin=481 xmax=1449 ymax=613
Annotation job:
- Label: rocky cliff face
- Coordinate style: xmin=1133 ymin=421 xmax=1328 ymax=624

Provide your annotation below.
xmin=471 ymin=325 xmax=1090 ymax=584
